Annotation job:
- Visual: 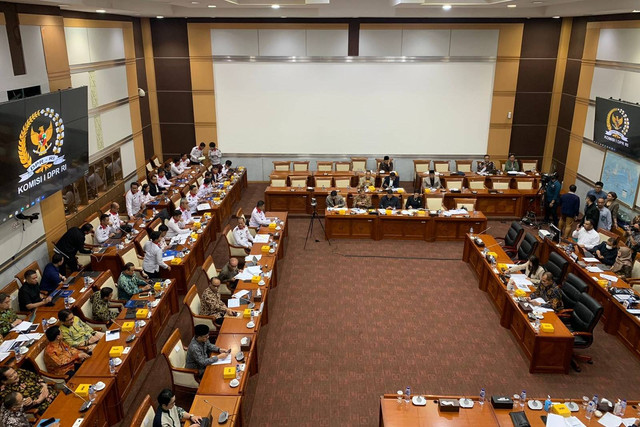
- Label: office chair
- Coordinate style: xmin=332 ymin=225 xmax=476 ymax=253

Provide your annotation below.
xmin=559 ymin=273 xmax=588 ymax=314
xmin=562 ymin=293 xmax=603 ymax=372
xmin=515 ymin=232 xmax=538 ymax=262
xmin=496 ymin=221 xmax=524 ymax=256
xmin=544 ymin=252 xmax=569 ymax=283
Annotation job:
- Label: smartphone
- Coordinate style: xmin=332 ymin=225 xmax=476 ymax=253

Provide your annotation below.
xmin=138 ymin=293 xmax=149 ymax=298
xmin=40 ymin=418 xmax=57 ymax=426
xmin=540 ymin=415 xmax=547 ymax=424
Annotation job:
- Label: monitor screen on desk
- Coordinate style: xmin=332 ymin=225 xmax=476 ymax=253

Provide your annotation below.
xmin=549 ymin=224 xmax=561 ymax=243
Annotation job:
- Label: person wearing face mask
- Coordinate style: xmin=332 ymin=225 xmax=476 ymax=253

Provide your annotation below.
xmin=591 ymin=237 xmax=619 ymax=266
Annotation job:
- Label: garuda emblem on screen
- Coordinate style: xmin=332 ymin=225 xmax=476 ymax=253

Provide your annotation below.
xmin=18 ymin=108 xmax=65 ymax=182
xmin=605 ymin=107 xmax=630 ymax=143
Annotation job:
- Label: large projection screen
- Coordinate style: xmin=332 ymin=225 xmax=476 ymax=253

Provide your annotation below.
xmin=214 ymin=62 xmax=495 ymax=155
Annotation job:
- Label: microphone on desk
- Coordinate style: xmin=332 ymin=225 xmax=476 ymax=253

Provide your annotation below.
xmin=203 ymin=399 xmax=236 ymax=425
xmin=63 ymin=385 xmax=92 ymax=412
xmin=231 ymin=334 xmax=246 ymax=362
xmin=473 ymin=226 xmax=492 ymax=236
xmin=110 ymin=319 xmax=136 ymax=343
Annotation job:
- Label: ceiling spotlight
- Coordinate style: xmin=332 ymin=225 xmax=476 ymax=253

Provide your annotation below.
xmin=271 ymin=4 xmax=280 ymax=9
xmin=96 ymin=9 xmax=106 ymax=13
xmin=532 ymin=1 xmax=543 ymax=3
xmin=192 ymin=1 xmax=199 ymax=3
xmin=442 ymin=4 xmax=452 ymax=10
xmin=507 ymin=4 xmax=516 ymax=7
xmin=156 ymin=15 xmax=164 ymax=18
xmin=208 ymin=4 xmax=216 ymax=7
xmin=552 ymin=15 xmax=560 ymax=18
xmin=634 ymin=10 xmax=640 ymax=13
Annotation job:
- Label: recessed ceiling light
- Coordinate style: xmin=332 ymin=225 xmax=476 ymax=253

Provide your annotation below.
xmin=156 ymin=15 xmax=164 ymax=18
xmin=552 ymin=15 xmax=560 ymax=18
xmin=633 ymin=10 xmax=640 ymax=12
xmin=192 ymin=1 xmax=199 ymax=3
xmin=442 ymin=4 xmax=452 ymax=10
xmin=507 ymin=4 xmax=516 ymax=7
xmin=208 ymin=4 xmax=216 ymax=7
xmin=532 ymin=0 xmax=543 ymax=3
xmin=96 ymin=9 xmax=106 ymax=13
xmin=271 ymin=4 xmax=280 ymax=9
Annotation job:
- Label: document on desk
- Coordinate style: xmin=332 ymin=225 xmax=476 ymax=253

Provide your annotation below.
xmin=622 ymin=418 xmax=640 ymax=427
xmin=586 ymin=266 xmax=604 ymax=273
xmin=245 ymin=255 xmax=261 ymax=262
xmin=545 ymin=414 xmax=585 ymax=427
xmin=11 ymin=321 xmax=33 ymax=332
xmin=0 ymin=340 xmax=17 ymax=353
xmin=253 ymin=234 xmax=270 ymax=244
xmin=245 ymin=266 xmax=262 ymax=276
xmin=105 ymin=330 xmax=120 ymax=342
xmin=600 ymin=273 xmax=618 ymax=282
xmin=448 ymin=209 xmax=469 ymax=215
xmin=234 ymin=271 xmax=254 ymax=281
xmin=0 ymin=352 xmax=9 ymax=362
xmin=233 ymin=290 xmax=250 ymax=299
xmin=531 ymin=297 xmax=546 ymax=305
xmin=583 ymin=257 xmax=599 ymax=263
xmin=597 ymin=412 xmax=622 ymax=427
xmin=162 ymin=255 xmax=175 ymax=262
xmin=15 ymin=333 xmax=41 ymax=342
xmin=197 ymin=202 xmax=211 ymax=211
xmin=227 ymin=299 xmax=240 ymax=308
xmin=211 ymin=353 xmax=232 ymax=365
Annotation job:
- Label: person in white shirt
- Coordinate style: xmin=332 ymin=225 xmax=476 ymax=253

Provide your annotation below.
xmin=125 ymin=182 xmax=143 ymax=219
xmin=233 ymin=217 xmax=254 ymax=251
xmin=250 ymin=200 xmax=271 ymax=228
xmin=95 ymin=214 xmax=116 ymax=244
xmin=171 ymin=161 xmax=184 ymax=176
xmin=166 ymin=211 xmax=191 ymax=239
xmin=179 ymin=199 xmax=192 ymax=223
xmin=221 ymin=160 xmax=232 ymax=176
xmin=186 ymin=185 xmax=199 ymax=213
xmin=198 ymin=178 xmax=214 ymax=199
xmin=179 ymin=153 xmax=190 ymax=169
xmin=107 ymin=202 xmax=123 ymax=230
xmin=208 ymin=142 xmax=222 ymax=166
xmin=156 ymin=168 xmax=172 ymax=188
xmin=143 ymin=231 xmax=171 ymax=278
xmin=140 ymin=184 xmax=155 ymax=206
xmin=572 ymin=219 xmax=600 ymax=250
xmin=157 ymin=224 xmax=169 ymax=250
xmin=190 ymin=143 xmax=206 ymax=164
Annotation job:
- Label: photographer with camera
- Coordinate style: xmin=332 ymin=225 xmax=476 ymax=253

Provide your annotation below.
xmin=625 ymin=214 xmax=640 ymax=259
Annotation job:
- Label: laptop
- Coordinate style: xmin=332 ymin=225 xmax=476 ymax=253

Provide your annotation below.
xmin=198 ymin=408 xmax=213 ymax=427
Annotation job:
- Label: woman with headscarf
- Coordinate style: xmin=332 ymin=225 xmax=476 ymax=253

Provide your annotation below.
xmin=611 ymin=247 xmax=633 ymax=279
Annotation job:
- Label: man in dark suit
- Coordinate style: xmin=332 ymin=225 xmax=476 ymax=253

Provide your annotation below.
xmin=382 ymin=172 xmax=400 ymax=189
xmin=581 ymin=194 xmax=599 ymax=229
xmin=379 ymin=189 xmax=401 ymax=209
xmin=405 ymin=191 xmax=423 ymax=209
xmin=421 ymin=170 xmax=443 ymax=191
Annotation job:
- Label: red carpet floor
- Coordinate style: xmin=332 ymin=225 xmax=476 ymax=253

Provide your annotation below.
xmin=115 ymin=183 xmax=640 ymax=427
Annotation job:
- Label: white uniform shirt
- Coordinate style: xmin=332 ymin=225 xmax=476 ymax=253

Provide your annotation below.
xmin=157 ymin=174 xmax=171 ymax=188
xmin=95 ymin=225 xmax=112 ymax=244
xmin=186 ymin=193 xmax=199 ymax=213
xmin=143 ymin=241 xmax=168 ymax=273
xmin=180 ymin=159 xmax=190 ymax=169
xmin=197 ymin=183 xmax=213 ymax=199
xmin=171 ymin=162 xmax=184 ymax=176
xmin=572 ymin=228 xmax=600 ymax=250
xmin=190 ymin=146 xmax=203 ymax=163
xmin=140 ymin=192 xmax=155 ymax=206
xmin=107 ymin=211 xmax=121 ymax=230
xmin=125 ymin=190 xmax=142 ymax=218
xmin=180 ymin=207 xmax=192 ymax=223
xmin=233 ymin=226 xmax=254 ymax=249
xmin=250 ymin=208 xmax=270 ymax=228
xmin=166 ymin=217 xmax=191 ymax=239
xmin=209 ymin=148 xmax=222 ymax=165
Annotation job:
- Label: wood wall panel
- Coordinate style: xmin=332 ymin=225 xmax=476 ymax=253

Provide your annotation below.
xmin=188 ymin=23 xmax=217 ymax=146
xmin=141 ymin=18 xmax=163 ymax=159
xmin=132 ymin=18 xmax=153 ymax=160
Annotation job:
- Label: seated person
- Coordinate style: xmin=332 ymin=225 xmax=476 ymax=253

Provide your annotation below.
xmin=477 ymin=154 xmax=495 ymax=173
xmin=232 ymin=217 xmax=254 ymax=252
xmin=156 ymin=168 xmax=171 ymax=188
xmin=326 ymin=190 xmax=346 ymax=208
xmin=353 ymin=186 xmax=372 ymax=209
xmin=43 ymin=326 xmax=90 ymax=377
xmin=218 ymin=257 xmax=240 ymax=285
xmin=200 ymin=278 xmax=237 ymax=325
xmin=358 ymin=171 xmax=375 ymax=188
xmin=40 ymin=254 xmax=66 ymax=294
xmin=149 ymin=174 xmax=167 ymax=197
xmin=140 ymin=183 xmax=154 ymax=206
xmin=179 ymin=152 xmax=190 ymax=169
xmin=125 ymin=182 xmax=143 ymax=219
xmin=503 ymin=153 xmax=520 ymax=172
xmin=118 ymin=262 xmax=152 ymax=300
xmin=170 ymin=160 xmax=184 ymax=176
xmin=0 ymin=392 xmax=30 ymax=427
xmin=382 ymin=172 xmax=399 ymax=190
xmin=0 ymin=367 xmax=58 ymax=415
xmin=405 ymin=191 xmax=423 ymax=209
xmin=178 ymin=198 xmax=192 ymax=223
xmin=186 ymin=185 xmax=200 ymax=214
xmin=572 ymin=219 xmax=600 ymax=250
xmin=166 ymin=211 xmax=191 ymax=239
xmin=249 ymin=200 xmax=271 ymax=228
xmin=421 ymin=170 xmax=442 ymax=191
xmin=58 ymin=309 xmax=104 ymax=353
xmin=90 ymin=288 xmax=119 ymax=323
xmin=591 ymin=237 xmax=618 ymax=266
xmin=211 ymin=165 xmax=224 ymax=183
xmin=379 ymin=156 xmax=393 ymax=173
xmin=157 ymin=224 xmax=169 ymax=250
xmin=185 ymin=324 xmax=231 ymax=376
xmin=527 ymin=272 xmax=563 ymax=311
xmin=506 ymin=255 xmax=545 ymax=285
xmin=0 ymin=293 xmax=21 ymax=336
xmin=106 ymin=202 xmax=125 ymax=232
xmin=18 ymin=270 xmax=51 ymax=312
xmin=379 ymin=189 xmax=401 ymax=210
xmin=95 ymin=213 xmax=116 ymax=244
xmin=221 ymin=160 xmax=233 ymax=175
xmin=611 ymin=247 xmax=633 ymax=279
xmin=197 ymin=178 xmax=214 ymax=199
xmin=154 ymin=388 xmax=202 ymax=427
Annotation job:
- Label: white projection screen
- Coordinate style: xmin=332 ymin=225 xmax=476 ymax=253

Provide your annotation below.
xmin=214 ymin=62 xmax=495 ymax=155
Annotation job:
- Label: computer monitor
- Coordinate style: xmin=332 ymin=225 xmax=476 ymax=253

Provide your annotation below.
xmin=549 ymin=224 xmax=561 ymax=243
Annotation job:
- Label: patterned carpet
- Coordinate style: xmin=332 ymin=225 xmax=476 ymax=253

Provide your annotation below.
xmin=116 ymin=182 xmax=640 ymax=427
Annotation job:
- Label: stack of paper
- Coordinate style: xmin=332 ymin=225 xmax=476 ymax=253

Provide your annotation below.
xmin=586 ymin=266 xmax=604 ymax=273
xmin=245 ymin=255 xmax=261 ymax=262
xmin=583 ymin=257 xmax=599 ymax=263
xmin=253 ymin=235 xmax=270 ymax=244
xmin=197 ymin=202 xmax=211 ymax=211
xmin=600 ymin=273 xmax=618 ymax=283
xmin=11 ymin=322 xmax=33 ymax=333
xmin=234 ymin=271 xmax=254 ymax=281
xmin=510 ymin=274 xmax=533 ymax=291
xmin=233 ymin=290 xmax=250 ymax=299
xmin=245 ymin=266 xmax=262 ymax=276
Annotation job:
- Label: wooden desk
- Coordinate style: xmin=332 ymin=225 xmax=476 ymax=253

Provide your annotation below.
xmin=197 ymin=339 xmax=254 ymax=396
xmin=215 ymin=333 xmax=259 ymax=376
xmin=325 ymin=210 xmax=486 ymax=242
xmin=40 ymin=377 xmax=122 ymax=427
xmin=37 ymin=271 xmax=110 ymax=314
xmin=184 ymin=395 xmax=243 ymax=427
xmin=463 ymin=234 xmax=573 ymax=373
xmin=218 ymin=304 xmax=263 ymax=336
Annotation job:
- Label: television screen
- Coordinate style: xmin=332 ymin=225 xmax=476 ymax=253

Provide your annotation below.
xmin=0 ymin=87 xmax=88 ymax=220
xmin=594 ymin=97 xmax=640 ymax=158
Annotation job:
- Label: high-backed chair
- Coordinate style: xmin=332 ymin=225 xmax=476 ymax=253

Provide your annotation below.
xmin=516 ymin=232 xmax=539 ymax=262
xmin=289 ymin=176 xmax=307 ymax=188
xmin=544 ymin=252 xmax=569 ymax=283
xmin=161 ymin=329 xmax=200 ymax=391
xmin=315 ymin=177 xmax=333 ymax=188
xmin=202 ymin=255 xmax=219 ymax=283
xmin=351 ymin=157 xmax=367 ymax=172
xmin=413 ymin=160 xmax=430 ymax=184
xmin=516 ymin=179 xmax=534 ymax=190
xmin=521 ymin=160 xmax=538 ymax=172
xmin=563 ymin=293 xmax=603 ymax=372
xmin=27 ymin=340 xmax=69 ymax=383
xmin=496 ymin=221 xmax=524 ymax=255
xmin=270 ymin=178 xmax=287 ymax=188
xmin=597 ymin=227 xmax=618 ymax=244
xmin=139 ymin=178 xmax=148 ymax=187
xmin=317 ymin=161 xmax=333 ymax=172
xmin=272 ymin=161 xmax=290 ymax=171
xmin=85 ymin=211 xmax=101 ymax=232
xmin=433 ymin=161 xmax=450 ymax=173
xmin=455 ymin=160 xmax=472 ymax=172
xmin=292 ymin=161 xmax=309 ymax=172
xmin=628 ymin=259 xmax=640 ymax=293
xmin=235 ymin=208 xmax=258 ymax=236
xmin=148 ymin=218 xmax=162 ymax=234
xmin=1 ymin=279 xmax=27 ymax=316
xmin=119 ymin=245 xmax=144 ymax=272
xmin=196 ymin=176 xmax=204 ymax=187
xmin=444 ymin=178 xmax=463 ymax=190
xmin=491 ymin=178 xmax=511 ymax=190
xmin=145 ymin=162 xmax=154 ymax=173
xmin=223 ymin=224 xmax=249 ymax=258
xmin=130 ymin=395 xmax=155 ymax=427
xmin=454 ymin=198 xmax=476 ymax=211
xmin=98 ymin=273 xmax=126 ymax=305
xmin=468 ymin=177 xmax=486 ymax=190
xmin=184 ymin=285 xmax=218 ymax=335
xmin=559 ymin=273 xmax=589 ymax=313
xmin=76 ymin=230 xmax=94 ymax=269
xmin=134 ymin=229 xmax=150 ymax=255
xmin=14 ymin=261 xmax=42 ymax=284
xmin=335 ymin=162 xmax=351 ymax=172
xmin=424 ymin=194 xmax=445 ymax=210
xmin=334 ymin=178 xmax=351 ymax=188
xmin=151 ymin=156 xmax=162 ymax=168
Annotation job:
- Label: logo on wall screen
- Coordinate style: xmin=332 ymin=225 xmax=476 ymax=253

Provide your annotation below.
xmin=18 ymin=108 xmax=65 ymax=183
xmin=604 ymin=107 xmax=630 ymax=146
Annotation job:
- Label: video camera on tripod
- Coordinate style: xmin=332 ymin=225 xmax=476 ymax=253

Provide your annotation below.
xmin=539 ymin=172 xmax=557 ymax=189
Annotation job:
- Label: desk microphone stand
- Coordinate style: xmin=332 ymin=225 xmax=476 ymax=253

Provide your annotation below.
xmin=304 ymin=204 xmax=330 ymax=249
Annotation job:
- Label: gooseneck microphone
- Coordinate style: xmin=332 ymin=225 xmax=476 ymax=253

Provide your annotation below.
xmin=63 ymin=385 xmax=92 ymax=412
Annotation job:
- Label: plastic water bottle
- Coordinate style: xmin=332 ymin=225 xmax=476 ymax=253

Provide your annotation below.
xmin=135 ymin=321 xmax=141 ymax=334
xmin=152 ymin=207 xmax=157 ymax=217
xmin=592 ymin=394 xmax=599 ymax=407
xmin=520 ymin=390 xmax=526 ymax=408
xmin=405 ymin=386 xmax=411 ymax=403
xmin=64 ymin=297 xmax=70 ymax=309
xmin=614 ymin=399 xmax=622 ymax=416
xmin=109 ymin=358 xmax=116 ymax=374
xmin=235 ymin=364 xmax=241 ymax=379
xmin=88 ymin=385 xmax=96 ymax=402
xmin=479 ymin=388 xmax=485 ymax=405
xmin=469 ymin=227 xmax=474 ymax=238
xmin=544 ymin=396 xmax=552 ymax=412
xmin=42 ymin=319 xmax=47 ymax=331
xmin=620 ymin=399 xmax=627 ymax=416
xmin=585 ymin=401 xmax=595 ymax=419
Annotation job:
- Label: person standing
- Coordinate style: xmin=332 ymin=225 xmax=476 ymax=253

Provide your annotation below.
xmin=581 ymin=195 xmax=599 ymax=229
xmin=190 ymin=142 xmax=206 ymax=164
xmin=125 ymin=182 xmax=143 ymax=219
xmin=596 ymin=197 xmax=612 ymax=231
xmin=143 ymin=231 xmax=171 ymax=278
xmin=208 ymin=142 xmax=222 ymax=166
xmin=586 ymin=181 xmax=606 ymax=202
xmin=543 ymin=174 xmax=561 ymax=226
xmin=558 ymin=184 xmax=580 ymax=239
xmin=54 ymin=224 xmax=94 ymax=274
xmin=605 ymin=192 xmax=620 ymax=229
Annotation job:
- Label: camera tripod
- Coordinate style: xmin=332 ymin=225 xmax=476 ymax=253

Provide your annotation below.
xmin=521 ymin=185 xmax=545 ymax=229
xmin=304 ymin=205 xmax=330 ymax=249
